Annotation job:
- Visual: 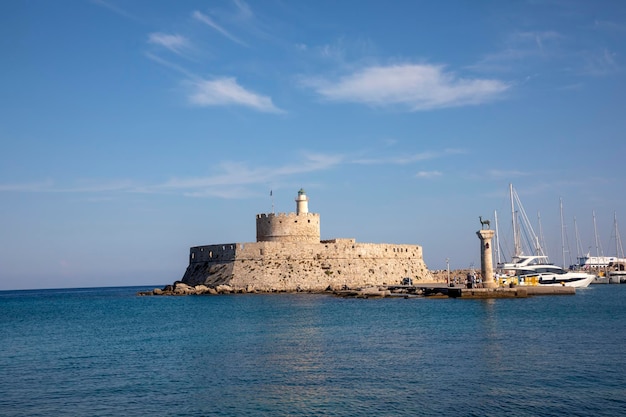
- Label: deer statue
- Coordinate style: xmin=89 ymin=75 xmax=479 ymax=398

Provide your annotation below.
xmin=479 ymin=216 xmax=490 ymax=230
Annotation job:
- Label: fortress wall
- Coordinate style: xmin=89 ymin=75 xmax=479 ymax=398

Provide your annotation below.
xmin=256 ymin=213 xmax=320 ymax=243
xmin=181 ymin=240 xmax=432 ymax=291
xmin=180 ymin=189 xmax=431 ymax=292
xmin=189 ymin=244 xmax=238 ymax=263
xmin=235 ymin=241 xmax=422 ymax=260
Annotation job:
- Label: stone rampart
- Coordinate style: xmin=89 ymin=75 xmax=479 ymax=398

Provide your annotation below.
xmin=181 ymin=240 xmax=432 ymax=292
xmin=189 ymin=244 xmax=238 ymax=263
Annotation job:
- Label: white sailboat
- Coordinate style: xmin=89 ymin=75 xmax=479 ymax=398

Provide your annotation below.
xmin=607 ymin=212 xmax=626 ymax=284
xmin=575 ymin=211 xmax=617 ymax=269
xmin=496 ymin=184 xmax=596 ymax=288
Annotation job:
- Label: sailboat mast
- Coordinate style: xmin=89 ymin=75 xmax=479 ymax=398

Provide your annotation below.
xmin=494 ymin=210 xmax=501 ymax=265
xmin=560 ymin=198 xmax=573 ymax=269
xmin=510 ymin=183 xmax=520 ymax=257
xmin=614 ymin=211 xmax=624 ymax=259
xmin=560 ymin=199 xmax=565 ymax=268
xmin=537 ymin=211 xmax=547 ymax=257
xmin=593 ymin=210 xmax=603 ymax=257
xmin=574 ymin=216 xmax=585 ymax=266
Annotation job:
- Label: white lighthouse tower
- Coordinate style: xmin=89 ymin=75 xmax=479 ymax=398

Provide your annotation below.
xmin=295 ymin=188 xmax=309 ymax=214
xmin=256 ymin=188 xmax=319 ymax=243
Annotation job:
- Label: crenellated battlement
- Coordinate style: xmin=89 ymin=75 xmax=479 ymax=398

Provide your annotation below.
xmin=189 ymin=243 xmax=239 ymax=263
xmin=256 ymin=211 xmax=320 ymax=243
xmin=256 ymin=212 xmax=318 ymax=220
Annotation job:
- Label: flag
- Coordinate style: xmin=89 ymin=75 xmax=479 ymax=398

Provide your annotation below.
xmin=270 ymin=190 xmax=273 ymax=197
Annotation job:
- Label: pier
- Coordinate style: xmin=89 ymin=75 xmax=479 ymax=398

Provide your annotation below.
xmin=335 ymin=284 xmax=575 ymax=299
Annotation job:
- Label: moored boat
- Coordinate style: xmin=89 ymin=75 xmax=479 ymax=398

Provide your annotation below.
xmin=495 ymin=184 xmax=595 ymax=288
xmin=498 ymin=255 xmax=595 ymax=288
xmin=575 ymin=254 xmax=619 ymax=269
xmin=607 ymin=260 xmax=626 ymax=284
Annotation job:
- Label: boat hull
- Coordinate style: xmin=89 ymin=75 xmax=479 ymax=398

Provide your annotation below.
xmin=535 ymin=274 xmax=595 ymax=288
xmin=608 ymin=272 xmax=626 ymax=284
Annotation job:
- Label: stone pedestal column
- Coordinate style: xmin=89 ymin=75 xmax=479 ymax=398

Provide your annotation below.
xmin=476 ymin=229 xmax=497 ymax=288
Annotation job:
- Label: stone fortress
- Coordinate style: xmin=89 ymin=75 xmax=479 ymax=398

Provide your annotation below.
xmin=179 ymin=189 xmax=433 ymax=292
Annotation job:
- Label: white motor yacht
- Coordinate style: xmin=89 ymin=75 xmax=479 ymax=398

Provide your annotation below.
xmin=498 ymin=255 xmax=595 ymax=288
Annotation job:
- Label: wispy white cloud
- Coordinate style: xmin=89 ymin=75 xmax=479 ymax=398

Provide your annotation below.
xmin=312 ymin=38 xmax=377 ymax=65
xmin=192 ymin=10 xmax=247 ymax=47
xmin=303 ymin=64 xmax=509 ymax=111
xmin=232 ymin=0 xmax=253 ymax=21
xmin=469 ymin=30 xmax=563 ymax=73
xmin=183 ymin=186 xmax=254 ymax=199
xmin=593 ymin=19 xmax=626 ymax=33
xmin=274 ymin=152 xmax=343 ymax=175
xmin=383 ymin=138 xmax=397 ymax=147
xmin=56 ymin=180 xmax=138 ymax=193
xmin=580 ymin=48 xmax=619 ymax=76
xmin=0 ymin=179 xmax=137 ymax=194
xmin=159 ymin=152 xmax=342 ymax=192
xmin=486 ymin=169 xmax=530 ymax=179
xmin=186 ymin=77 xmax=284 ymax=113
xmin=0 ymin=152 xmax=340 ymax=198
xmin=469 ymin=49 xmax=536 ymax=73
xmin=0 ymin=180 xmax=55 ymax=192
xmin=514 ymin=31 xmax=563 ymax=52
xmin=352 ymin=148 xmax=467 ymax=165
xmin=0 ymin=147 xmax=463 ymax=198
xmin=319 ymin=43 xmax=346 ymax=61
xmin=148 ymin=33 xmax=190 ymax=55
xmin=90 ymin=0 xmax=136 ymax=20
xmin=471 ymin=29 xmax=621 ymax=80
xmin=353 ymin=151 xmax=437 ymax=165
xmin=144 ymin=52 xmax=197 ymax=78
xmin=416 ymin=171 xmax=442 ymax=179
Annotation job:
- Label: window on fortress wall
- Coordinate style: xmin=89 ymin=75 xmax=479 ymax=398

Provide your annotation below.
xmin=209 ymin=251 xmax=213 ymax=258
xmin=308 ymin=219 xmax=311 ymax=223
xmin=191 ymin=253 xmax=195 ymax=260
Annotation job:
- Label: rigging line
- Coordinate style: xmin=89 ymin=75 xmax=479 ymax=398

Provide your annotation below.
xmin=574 ymin=216 xmax=584 ymax=260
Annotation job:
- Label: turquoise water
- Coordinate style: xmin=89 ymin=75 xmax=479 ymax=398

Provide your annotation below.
xmin=1 ymin=285 xmax=625 ymax=416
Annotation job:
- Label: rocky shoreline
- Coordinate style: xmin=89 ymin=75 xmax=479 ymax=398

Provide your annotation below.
xmin=137 ymin=270 xmax=466 ymax=297
xmin=137 ymin=280 xmax=446 ymax=298
xmin=138 ymin=282 xmax=262 ymax=296
xmin=136 ymin=269 xmax=470 ymax=298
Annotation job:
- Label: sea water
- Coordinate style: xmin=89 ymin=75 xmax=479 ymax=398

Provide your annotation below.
xmin=1 ymin=285 xmax=625 ymax=416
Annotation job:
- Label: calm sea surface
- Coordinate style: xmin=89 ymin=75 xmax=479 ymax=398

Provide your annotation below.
xmin=1 ymin=284 xmax=625 ymax=416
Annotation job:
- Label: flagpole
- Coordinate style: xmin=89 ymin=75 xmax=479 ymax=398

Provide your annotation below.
xmin=270 ymin=190 xmax=274 ymax=214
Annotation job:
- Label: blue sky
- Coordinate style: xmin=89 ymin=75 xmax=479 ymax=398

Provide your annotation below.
xmin=1 ymin=0 xmax=625 ymax=290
